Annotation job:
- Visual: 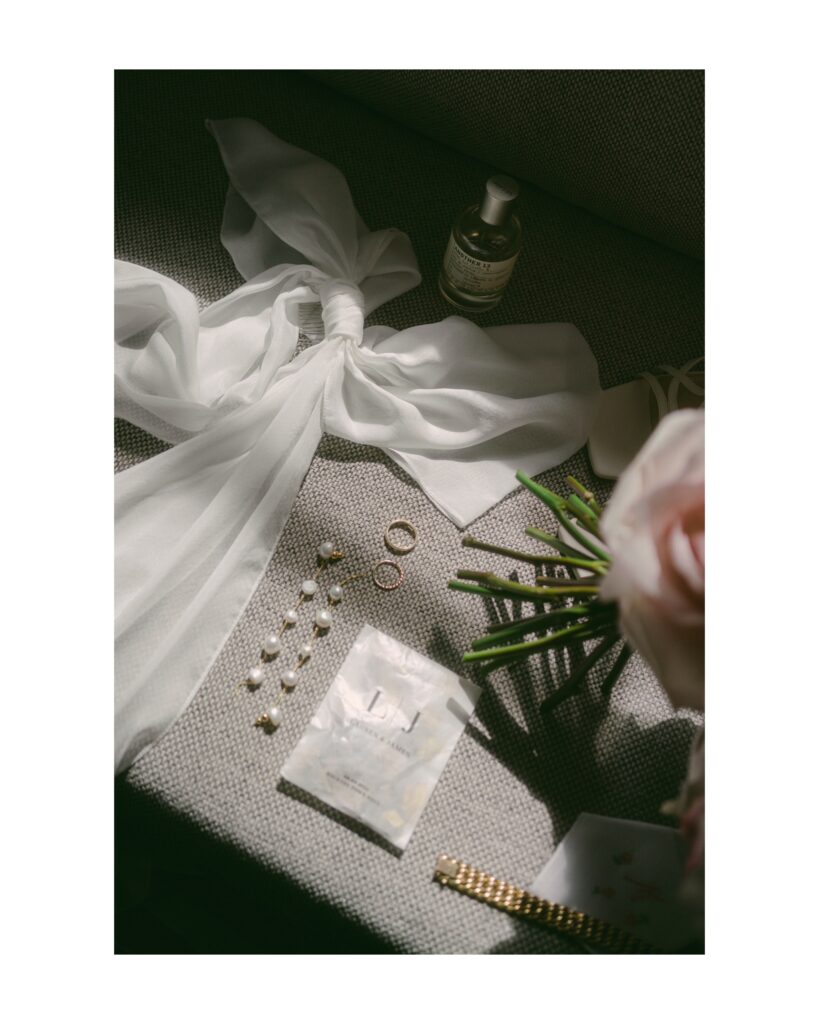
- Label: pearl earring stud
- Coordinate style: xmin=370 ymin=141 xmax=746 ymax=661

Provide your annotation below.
xmin=248 ymin=529 xmax=410 ymax=733
xmin=238 ymin=540 xmax=343 ymax=688
xmin=255 ymin=706 xmax=283 ymax=730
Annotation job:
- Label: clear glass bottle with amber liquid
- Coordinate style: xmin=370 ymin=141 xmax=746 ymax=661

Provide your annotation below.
xmin=438 ymin=175 xmax=522 ymax=312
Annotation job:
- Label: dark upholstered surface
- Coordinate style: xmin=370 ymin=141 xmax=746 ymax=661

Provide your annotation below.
xmin=115 ymin=70 xmax=703 ymax=379
xmin=115 ymin=70 xmax=703 ymax=954
xmin=308 ymin=70 xmax=704 ymax=261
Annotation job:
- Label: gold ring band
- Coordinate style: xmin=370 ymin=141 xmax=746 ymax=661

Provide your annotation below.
xmin=384 ymin=519 xmax=418 ymax=555
xmin=372 ymin=559 xmax=405 ymax=591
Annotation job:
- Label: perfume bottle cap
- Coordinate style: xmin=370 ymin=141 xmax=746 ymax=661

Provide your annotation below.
xmin=480 ymin=175 xmax=520 ymax=226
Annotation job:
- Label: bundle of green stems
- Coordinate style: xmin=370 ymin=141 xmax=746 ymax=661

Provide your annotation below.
xmin=449 ymin=470 xmax=632 ymax=714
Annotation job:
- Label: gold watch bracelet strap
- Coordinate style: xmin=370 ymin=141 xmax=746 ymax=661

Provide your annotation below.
xmin=434 ymin=854 xmax=659 ymax=954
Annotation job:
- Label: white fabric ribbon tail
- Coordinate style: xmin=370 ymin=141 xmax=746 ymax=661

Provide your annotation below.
xmin=114 ymin=117 xmax=600 ymax=773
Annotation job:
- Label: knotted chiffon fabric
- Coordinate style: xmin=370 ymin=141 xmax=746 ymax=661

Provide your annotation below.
xmin=115 ymin=118 xmax=600 ymax=773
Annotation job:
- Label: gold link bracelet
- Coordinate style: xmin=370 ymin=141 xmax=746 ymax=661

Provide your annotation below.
xmin=433 ymin=855 xmax=659 ymax=954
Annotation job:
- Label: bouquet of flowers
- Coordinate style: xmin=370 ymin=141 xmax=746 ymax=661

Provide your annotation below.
xmin=450 ymin=409 xmax=705 ymax=716
xmin=451 ymin=407 xmax=705 ymax=934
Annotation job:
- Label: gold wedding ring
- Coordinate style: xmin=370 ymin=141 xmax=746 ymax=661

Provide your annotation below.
xmin=372 ymin=559 xmax=405 ymax=591
xmin=384 ymin=519 xmax=418 ymax=555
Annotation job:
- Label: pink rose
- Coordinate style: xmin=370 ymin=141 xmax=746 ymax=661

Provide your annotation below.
xmin=599 ymin=409 xmax=704 ymax=710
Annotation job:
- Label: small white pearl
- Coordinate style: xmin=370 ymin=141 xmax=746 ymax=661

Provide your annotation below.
xmin=328 ymin=583 xmax=343 ymax=603
xmin=315 ymin=608 xmax=333 ymax=630
xmin=318 ymin=540 xmax=335 ymax=560
xmin=281 ymin=669 xmax=298 ymax=689
xmin=298 ymin=643 xmax=313 ymax=660
xmin=301 ymin=579 xmax=318 ymax=596
xmin=267 ymin=706 xmax=283 ymax=727
xmin=248 ymin=666 xmax=265 ymax=686
xmin=284 ymin=609 xmax=298 ymax=625
xmin=263 ymin=634 xmax=281 ymax=656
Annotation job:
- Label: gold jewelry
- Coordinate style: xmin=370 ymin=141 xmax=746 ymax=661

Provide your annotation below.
xmin=239 ymin=540 xmax=343 ymax=691
xmin=255 ymin=555 xmax=406 ymax=731
xmin=384 ymin=518 xmax=418 ymax=555
xmin=372 ymin=558 xmax=404 ymax=591
xmin=433 ymin=854 xmax=658 ymax=954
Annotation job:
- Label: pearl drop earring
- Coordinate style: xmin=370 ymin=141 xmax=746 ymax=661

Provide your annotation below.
xmin=239 ymin=540 xmax=343 ymax=690
xmin=254 ymin=557 xmax=406 ymax=732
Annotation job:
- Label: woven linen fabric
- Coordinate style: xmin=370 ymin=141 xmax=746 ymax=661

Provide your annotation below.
xmin=308 ymin=69 xmax=704 ymax=261
xmin=115 ymin=70 xmax=704 ymax=953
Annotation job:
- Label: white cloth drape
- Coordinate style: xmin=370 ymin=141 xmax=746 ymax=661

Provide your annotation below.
xmin=115 ymin=118 xmax=600 ymax=773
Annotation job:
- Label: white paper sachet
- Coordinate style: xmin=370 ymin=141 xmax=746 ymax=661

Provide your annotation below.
xmin=530 ymin=812 xmax=697 ymax=951
xmin=281 ymin=625 xmax=481 ymax=851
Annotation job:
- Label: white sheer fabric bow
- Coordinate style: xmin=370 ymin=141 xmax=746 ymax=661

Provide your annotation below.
xmin=115 ymin=118 xmax=600 ymax=773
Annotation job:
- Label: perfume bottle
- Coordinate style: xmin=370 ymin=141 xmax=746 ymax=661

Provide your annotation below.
xmin=438 ymin=175 xmax=522 ymax=312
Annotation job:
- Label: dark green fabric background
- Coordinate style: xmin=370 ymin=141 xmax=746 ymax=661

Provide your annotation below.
xmin=310 ymin=70 xmax=704 ymax=260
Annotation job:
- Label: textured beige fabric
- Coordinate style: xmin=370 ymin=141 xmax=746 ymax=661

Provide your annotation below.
xmin=115 ymin=70 xmax=703 ymax=953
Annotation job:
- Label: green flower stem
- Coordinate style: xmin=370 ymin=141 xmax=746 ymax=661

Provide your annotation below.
xmin=462 ymin=534 xmax=604 ymax=572
xmin=600 ymin=643 xmax=633 ymax=697
xmin=566 ymin=492 xmax=600 ymax=526
xmin=516 ymin=471 xmax=610 ymax=562
xmin=524 ymin=527 xmax=593 ymax=562
xmin=535 ymin=574 xmax=604 ymax=588
xmin=569 ymin=508 xmax=603 ymax=540
xmin=566 ymin=495 xmax=604 ymax=539
xmin=447 ymin=580 xmax=499 ymax=598
xmin=566 ymin=476 xmax=603 ymax=517
xmin=528 ymin=572 xmax=598 ymax=586
xmin=471 ymin=605 xmax=617 ymax=649
xmin=472 ymin=622 xmax=557 ymax=650
xmin=485 ymin=603 xmax=615 ymax=633
xmin=463 ymin=621 xmax=614 ymax=663
xmin=539 ymin=555 xmax=608 ymax=572
xmin=456 ymin=569 xmax=600 ymax=600
xmin=540 ymin=633 xmax=621 ymax=715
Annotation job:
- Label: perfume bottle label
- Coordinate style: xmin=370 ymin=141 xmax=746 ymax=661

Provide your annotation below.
xmin=443 ymin=236 xmax=519 ymax=295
